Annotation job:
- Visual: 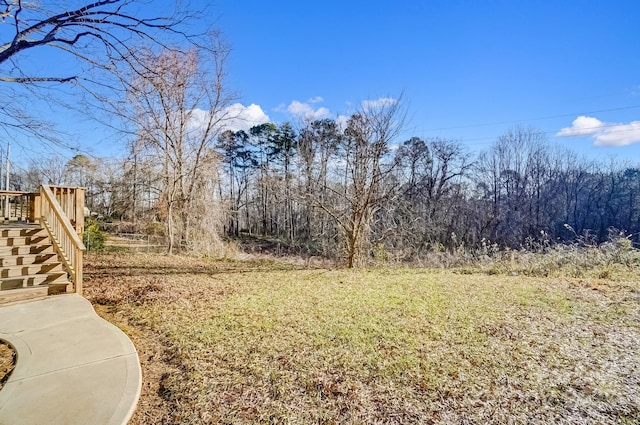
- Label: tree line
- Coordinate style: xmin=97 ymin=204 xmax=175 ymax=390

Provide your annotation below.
xmin=18 ymin=113 xmax=640 ymax=266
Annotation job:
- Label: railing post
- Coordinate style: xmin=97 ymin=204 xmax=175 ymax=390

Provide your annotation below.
xmin=28 ymin=193 xmax=41 ymax=223
xmin=75 ymin=187 xmax=85 ymax=296
xmin=75 ymin=188 xmax=85 ymax=239
xmin=76 ymin=249 xmax=83 ymax=296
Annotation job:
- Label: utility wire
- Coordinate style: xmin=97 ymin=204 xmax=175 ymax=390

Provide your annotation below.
xmin=459 ymin=124 xmax=640 ymax=146
xmin=423 ymin=105 xmax=640 ymax=131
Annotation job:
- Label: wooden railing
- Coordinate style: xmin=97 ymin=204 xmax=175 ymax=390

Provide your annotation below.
xmin=38 ymin=185 xmax=86 ymax=295
xmin=0 ymin=190 xmax=34 ymax=221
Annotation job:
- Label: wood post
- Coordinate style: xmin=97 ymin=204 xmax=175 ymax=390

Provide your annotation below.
xmin=75 ymin=188 xmax=85 ymax=239
xmin=28 ymin=193 xmax=41 ymax=223
xmin=75 ymin=249 xmax=83 ymax=296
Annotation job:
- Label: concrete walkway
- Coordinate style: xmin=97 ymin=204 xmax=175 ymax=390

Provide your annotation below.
xmin=0 ymin=294 xmax=141 ymax=425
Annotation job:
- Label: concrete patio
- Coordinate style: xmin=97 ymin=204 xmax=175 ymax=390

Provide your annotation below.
xmin=0 ymin=294 xmax=141 ymax=425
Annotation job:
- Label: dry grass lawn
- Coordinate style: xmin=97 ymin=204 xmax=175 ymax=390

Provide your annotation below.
xmin=84 ymin=252 xmax=640 ymax=424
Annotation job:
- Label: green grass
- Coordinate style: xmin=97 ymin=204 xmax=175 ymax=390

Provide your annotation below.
xmin=85 ymin=253 xmax=640 ymax=424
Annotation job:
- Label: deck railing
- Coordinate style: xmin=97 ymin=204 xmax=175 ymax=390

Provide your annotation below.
xmin=0 ymin=190 xmax=34 ymax=221
xmin=0 ymin=185 xmax=86 ymax=294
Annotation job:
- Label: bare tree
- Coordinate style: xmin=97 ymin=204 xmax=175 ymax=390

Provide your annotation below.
xmin=0 ymin=0 xmax=200 ymax=147
xmin=297 ymin=119 xmax=342 ymax=252
xmin=389 ymin=137 xmax=472 ymax=256
xmin=315 ymin=98 xmax=404 ymax=267
xmin=128 ymin=46 xmax=233 ymax=253
xmin=23 ymin=156 xmax=67 ymax=189
xmin=475 ymin=126 xmax=550 ymax=246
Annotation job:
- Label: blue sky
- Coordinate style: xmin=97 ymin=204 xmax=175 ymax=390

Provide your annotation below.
xmin=3 ymin=0 xmax=640 ymax=164
xmin=213 ymin=0 xmax=640 ymax=161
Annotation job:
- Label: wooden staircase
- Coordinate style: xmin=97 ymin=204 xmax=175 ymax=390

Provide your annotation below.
xmin=0 ymin=186 xmax=85 ymax=305
xmin=0 ymin=224 xmax=72 ymax=304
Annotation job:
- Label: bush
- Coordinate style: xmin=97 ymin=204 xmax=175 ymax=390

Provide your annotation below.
xmin=84 ymin=222 xmax=107 ymax=251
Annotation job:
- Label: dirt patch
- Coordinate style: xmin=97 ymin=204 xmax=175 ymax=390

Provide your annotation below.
xmin=0 ymin=340 xmax=16 ymax=390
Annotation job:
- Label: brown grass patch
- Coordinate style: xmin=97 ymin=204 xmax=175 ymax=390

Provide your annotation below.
xmin=85 ymin=252 xmax=640 ymax=424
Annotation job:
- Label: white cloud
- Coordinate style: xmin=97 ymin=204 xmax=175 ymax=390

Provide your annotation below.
xmin=361 ymin=97 xmax=398 ymax=111
xmin=186 ymin=103 xmax=270 ymax=135
xmin=556 ymin=115 xmax=640 ymax=147
xmin=556 ymin=116 xmax=603 ymax=137
xmin=222 ymin=103 xmax=270 ymax=132
xmin=273 ymin=96 xmax=401 ymax=125
xmin=336 ymin=114 xmax=350 ymax=131
xmin=592 ymin=121 xmax=640 ymax=147
xmin=388 ymin=143 xmax=401 ymax=152
xmin=287 ymin=100 xmax=331 ymax=121
xmin=183 ymin=108 xmax=216 ymax=137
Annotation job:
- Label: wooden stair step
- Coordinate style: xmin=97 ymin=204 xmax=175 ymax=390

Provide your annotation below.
xmin=0 ymin=235 xmax=50 ymax=247
xmin=0 ymin=245 xmax=54 ymax=256
xmin=0 ymin=286 xmax=49 ymax=306
xmin=47 ymin=281 xmax=73 ymax=295
xmin=0 ymin=263 xmax=64 ymax=278
xmin=0 ymin=272 xmax=68 ymax=290
xmin=0 ymin=227 xmax=47 ymax=238
xmin=0 ymin=253 xmax=58 ymax=267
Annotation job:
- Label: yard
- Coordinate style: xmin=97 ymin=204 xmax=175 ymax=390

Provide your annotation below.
xmin=84 ymin=252 xmax=640 ymax=424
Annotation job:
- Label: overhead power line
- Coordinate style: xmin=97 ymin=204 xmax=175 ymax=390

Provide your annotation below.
xmin=423 ymin=105 xmax=640 ymax=132
xmin=459 ymin=124 xmax=640 ymax=147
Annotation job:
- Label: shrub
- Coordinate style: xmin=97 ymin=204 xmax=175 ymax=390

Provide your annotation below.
xmin=84 ymin=222 xmax=107 ymax=251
